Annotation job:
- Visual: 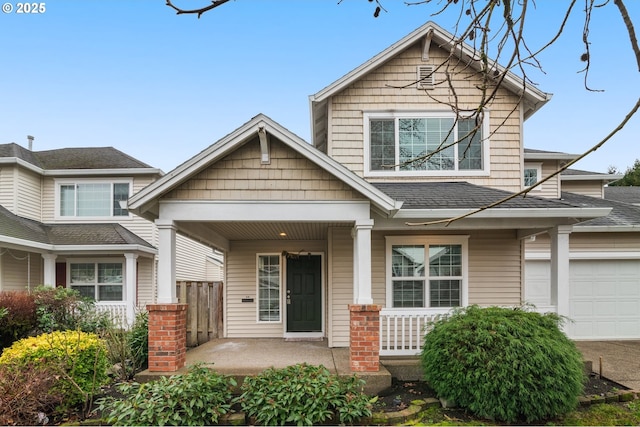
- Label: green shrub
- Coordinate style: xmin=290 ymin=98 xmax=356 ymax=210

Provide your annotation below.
xmin=420 ymin=305 xmax=585 ymax=423
xmin=0 ymin=362 xmax=64 ymax=425
xmin=0 ymin=291 xmax=37 ymax=350
xmin=0 ymin=330 xmax=110 ymax=410
xmin=128 ymin=311 xmax=148 ymax=370
xmin=100 ymin=311 xmax=148 ymax=380
xmin=96 ymin=364 xmax=236 ymax=426
xmin=33 ymin=286 xmax=111 ymax=334
xmin=239 ymin=363 xmax=373 ymax=426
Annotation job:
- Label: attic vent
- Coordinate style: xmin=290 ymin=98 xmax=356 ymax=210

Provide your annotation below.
xmin=416 ymin=65 xmax=434 ymax=90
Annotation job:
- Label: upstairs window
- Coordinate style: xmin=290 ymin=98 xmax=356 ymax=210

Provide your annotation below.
xmin=365 ymin=112 xmax=489 ymax=176
xmin=57 ymin=181 xmax=130 ymax=218
xmin=523 ymin=163 xmax=542 ymax=190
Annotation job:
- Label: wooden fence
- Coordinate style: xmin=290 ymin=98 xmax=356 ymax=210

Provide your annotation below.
xmin=176 ymin=281 xmax=223 ymax=347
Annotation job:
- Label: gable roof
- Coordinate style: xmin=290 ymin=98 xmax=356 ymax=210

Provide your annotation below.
xmin=0 ymin=204 xmax=155 ymax=252
xmin=561 ymin=191 xmax=640 ymax=230
xmin=310 ymin=21 xmax=552 ymax=144
xmin=0 ymin=143 xmax=161 ymax=175
xmin=128 ymin=114 xmax=402 ymax=217
xmin=524 ymin=148 xmax=577 ymax=161
xmin=561 ymin=168 xmax=622 ymax=182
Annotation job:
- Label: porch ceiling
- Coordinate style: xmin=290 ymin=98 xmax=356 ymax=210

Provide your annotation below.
xmin=176 ymin=221 xmax=351 ymax=243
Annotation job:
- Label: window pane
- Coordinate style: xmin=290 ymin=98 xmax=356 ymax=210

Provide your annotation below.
xmin=399 ymin=118 xmax=428 ymax=170
xmin=77 ymin=183 xmax=111 ymax=216
xmin=429 ymin=245 xmax=462 ymax=277
xmin=425 ymin=118 xmax=455 ymax=170
xmin=258 ymin=255 xmax=280 ymax=321
xmin=99 ymin=285 xmax=123 ymax=301
xmin=458 ymin=118 xmax=483 ymax=170
xmin=392 ymin=280 xmax=425 ymax=307
xmin=430 ymin=279 xmax=461 ymax=307
xmin=60 ymin=185 xmax=76 ymax=216
xmin=370 ymin=119 xmax=395 ymax=171
xmin=113 ymin=183 xmax=129 ymax=216
xmin=70 ymin=263 xmax=95 ymax=283
xmin=392 ymin=245 xmax=425 ymax=277
xmin=98 ymin=263 xmax=123 ymax=284
xmin=71 ymin=285 xmax=95 ymax=300
xmin=524 ymin=168 xmax=538 ymax=186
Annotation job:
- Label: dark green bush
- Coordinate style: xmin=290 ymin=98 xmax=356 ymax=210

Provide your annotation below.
xmin=0 ymin=330 xmax=110 ymax=411
xmin=128 ymin=311 xmax=148 ymax=370
xmin=96 ymin=364 xmax=236 ymax=426
xmin=32 ymin=286 xmax=111 ymax=334
xmin=420 ymin=305 xmax=585 ymax=423
xmin=239 ymin=363 xmax=373 ymax=426
xmin=100 ymin=311 xmax=148 ymax=380
xmin=0 ymin=291 xmax=37 ymax=350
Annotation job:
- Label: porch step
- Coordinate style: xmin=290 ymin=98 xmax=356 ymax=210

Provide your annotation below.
xmin=381 ymin=357 xmax=424 ymax=381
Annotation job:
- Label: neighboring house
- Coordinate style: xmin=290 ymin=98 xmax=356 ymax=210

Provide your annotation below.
xmin=0 ymin=142 xmax=220 ymax=325
xmin=128 ymin=21 xmax=613 ymax=374
xmin=521 ymin=155 xmax=640 ymax=339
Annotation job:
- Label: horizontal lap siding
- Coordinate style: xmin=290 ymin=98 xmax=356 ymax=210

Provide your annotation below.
xmin=561 ymin=181 xmax=604 ymax=198
xmin=17 ymin=168 xmax=42 ymax=221
xmin=164 ymin=138 xmax=365 ymax=202
xmin=329 ymin=44 xmax=523 ymax=192
xmin=468 ymin=230 xmax=522 ymax=305
xmin=527 ymin=232 xmax=640 ymax=253
xmin=226 ymin=240 xmax=326 ymax=338
xmin=136 ymin=257 xmax=155 ymax=308
xmin=536 ymin=160 xmax=561 ymax=199
xmin=1 ymin=250 xmax=42 ymax=291
xmin=329 ymin=227 xmax=353 ymax=347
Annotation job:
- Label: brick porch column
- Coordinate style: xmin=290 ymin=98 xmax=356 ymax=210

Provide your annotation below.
xmin=147 ymin=303 xmax=188 ymax=372
xmin=349 ymin=304 xmax=381 ymax=372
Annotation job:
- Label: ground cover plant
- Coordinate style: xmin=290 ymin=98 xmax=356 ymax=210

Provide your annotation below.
xmin=238 ymin=363 xmax=374 ymax=426
xmin=95 ymin=363 xmax=236 ymax=426
xmin=421 ymin=305 xmax=585 ymax=423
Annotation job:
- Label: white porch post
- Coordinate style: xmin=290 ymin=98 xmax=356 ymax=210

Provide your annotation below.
xmin=42 ymin=254 xmax=57 ymax=287
xmin=352 ymin=219 xmax=374 ymax=304
xmin=549 ymin=225 xmax=572 ymax=322
xmin=156 ymin=219 xmax=177 ymax=303
xmin=124 ymin=253 xmax=138 ymax=325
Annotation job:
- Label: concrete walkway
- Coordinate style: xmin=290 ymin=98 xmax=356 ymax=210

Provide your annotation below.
xmin=575 ymin=341 xmax=640 ymax=390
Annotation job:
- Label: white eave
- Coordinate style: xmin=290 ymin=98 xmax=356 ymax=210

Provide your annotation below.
xmin=128 ymin=114 xmax=402 ymax=217
xmin=391 ymin=207 xmax=611 ymax=220
xmin=0 ymin=158 xmax=163 ymax=177
xmin=0 ymin=235 xmax=157 ymax=256
xmin=561 ymin=173 xmax=623 ymax=182
xmin=524 ymin=152 xmax=578 ymax=161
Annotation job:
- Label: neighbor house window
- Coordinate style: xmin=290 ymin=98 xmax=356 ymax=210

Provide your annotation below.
xmin=386 ymin=236 xmax=468 ymax=309
xmin=57 ymin=181 xmax=130 ymax=218
xmin=523 ymin=163 xmax=542 ymax=190
xmin=257 ymin=254 xmax=281 ymax=322
xmin=69 ymin=261 xmax=123 ymax=301
xmin=366 ymin=112 xmax=489 ymax=176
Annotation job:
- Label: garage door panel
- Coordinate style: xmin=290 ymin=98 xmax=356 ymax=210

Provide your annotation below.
xmin=526 ymin=258 xmax=640 ymax=339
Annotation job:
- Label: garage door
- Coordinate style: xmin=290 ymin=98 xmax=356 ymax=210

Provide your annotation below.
xmin=525 ymin=259 xmax=640 ymax=339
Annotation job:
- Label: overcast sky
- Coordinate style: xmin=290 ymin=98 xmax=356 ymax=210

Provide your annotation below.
xmin=1 ymin=1 xmax=639 ymax=174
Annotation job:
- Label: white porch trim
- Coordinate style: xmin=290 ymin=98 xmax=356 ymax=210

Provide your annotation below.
xmin=156 ymin=219 xmax=177 ymax=303
xmin=549 ymin=225 xmax=572 ymax=322
xmin=353 ymin=219 xmax=374 ymax=304
xmin=124 ymin=253 xmax=138 ymax=325
xmin=42 ymin=253 xmax=57 ymax=287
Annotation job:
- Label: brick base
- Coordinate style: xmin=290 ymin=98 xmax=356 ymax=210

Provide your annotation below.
xmin=147 ymin=303 xmax=188 ymax=372
xmin=349 ymin=304 xmax=381 ymax=372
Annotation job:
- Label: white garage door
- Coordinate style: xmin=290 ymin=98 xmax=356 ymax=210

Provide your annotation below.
xmin=525 ymin=259 xmax=640 ymax=339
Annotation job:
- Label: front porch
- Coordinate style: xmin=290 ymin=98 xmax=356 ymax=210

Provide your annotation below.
xmin=137 ymin=338 xmax=394 ymax=395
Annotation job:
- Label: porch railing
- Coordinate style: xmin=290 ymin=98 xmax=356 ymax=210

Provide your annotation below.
xmin=379 ymin=309 xmax=447 ymax=356
xmin=95 ymin=302 xmax=128 ymax=326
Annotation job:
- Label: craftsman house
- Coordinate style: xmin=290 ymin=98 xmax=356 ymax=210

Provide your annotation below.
xmin=128 ymin=21 xmax=622 ymax=373
xmin=0 ymin=142 xmax=219 ymax=325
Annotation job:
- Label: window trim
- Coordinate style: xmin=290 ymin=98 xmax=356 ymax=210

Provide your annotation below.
xmin=54 ymin=178 xmax=133 ymax=221
xmin=256 ymin=253 xmax=282 ymax=323
xmin=363 ymin=111 xmax=491 ymax=177
xmin=67 ymin=258 xmax=125 ymax=302
xmin=523 ymin=163 xmax=542 ymax=191
xmin=385 ymin=235 xmax=469 ymax=309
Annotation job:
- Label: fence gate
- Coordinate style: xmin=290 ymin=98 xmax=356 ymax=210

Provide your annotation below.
xmin=176 ymin=281 xmax=223 ymax=347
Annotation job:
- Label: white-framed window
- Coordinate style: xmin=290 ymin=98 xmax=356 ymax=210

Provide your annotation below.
xmin=523 ymin=163 xmax=542 ymax=190
xmin=364 ymin=111 xmax=490 ymax=177
xmin=257 ymin=254 xmax=281 ymax=322
xmin=385 ymin=236 xmax=469 ymax=308
xmin=55 ymin=179 xmax=131 ymax=219
xmin=68 ymin=259 xmax=124 ymax=301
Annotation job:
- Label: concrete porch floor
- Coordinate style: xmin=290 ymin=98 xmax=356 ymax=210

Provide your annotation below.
xmin=137 ymin=338 xmax=393 ymax=395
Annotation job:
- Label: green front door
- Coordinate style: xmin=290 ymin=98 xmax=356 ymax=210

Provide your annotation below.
xmin=286 ymin=255 xmax=322 ymax=332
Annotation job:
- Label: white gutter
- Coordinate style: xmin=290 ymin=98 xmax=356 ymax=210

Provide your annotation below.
xmin=391 ymin=207 xmax=611 ymax=219
xmin=0 ymin=235 xmax=157 ymax=255
xmin=561 ymin=174 xmax=623 ymax=182
xmin=0 ymin=158 xmax=163 ymax=177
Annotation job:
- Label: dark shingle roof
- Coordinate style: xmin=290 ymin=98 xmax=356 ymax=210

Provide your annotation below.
xmin=604 ymin=187 xmax=640 ymax=205
xmin=372 ymin=181 xmax=578 ymax=210
xmin=0 ymin=205 xmax=154 ymax=248
xmin=0 ymin=143 xmax=153 ymax=169
xmin=560 ymin=192 xmax=640 ymax=227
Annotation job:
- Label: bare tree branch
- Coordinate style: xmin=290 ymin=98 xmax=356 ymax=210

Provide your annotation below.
xmin=166 ymin=0 xmax=232 ymax=18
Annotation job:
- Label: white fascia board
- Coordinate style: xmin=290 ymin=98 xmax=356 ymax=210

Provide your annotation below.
xmin=526 ymin=251 xmax=640 ymax=260
xmin=524 ymin=153 xmax=577 ymax=161
xmin=0 ymin=236 xmax=51 ymax=252
xmin=0 ymin=157 xmax=44 ymax=174
xmin=561 ymin=174 xmax=623 ymax=182
xmin=0 ymin=237 xmax=157 ymax=256
xmin=159 ymin=200 xmax=372 ymax=222
xmin=572 ymin=225 xmax=640 ymax=232
xmin=43 ymin=168 xmax=163 ymax=177
xmin=392 ymin=207 xmax=611 ymax=220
